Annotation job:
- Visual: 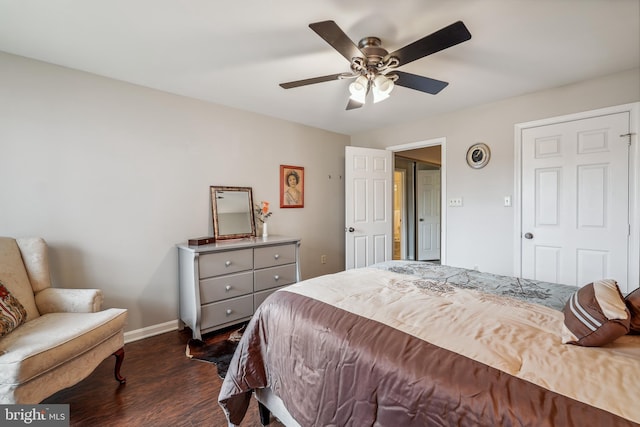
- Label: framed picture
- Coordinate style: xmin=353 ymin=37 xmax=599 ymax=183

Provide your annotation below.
xmin=280 ymin=165 xmax=304 ymax=208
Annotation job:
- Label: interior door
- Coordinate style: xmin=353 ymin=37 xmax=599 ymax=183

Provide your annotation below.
xmin=521 ymin=112 xmax=630 ymax=290
xmin=345 ymin=146 xmax=393 ymax=269
xmin=417 ymin=169 xmax=441 ymax=260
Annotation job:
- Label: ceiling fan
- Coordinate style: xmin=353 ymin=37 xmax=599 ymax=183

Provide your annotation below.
xmin=280 ymin=20 xmax=472 ymax=110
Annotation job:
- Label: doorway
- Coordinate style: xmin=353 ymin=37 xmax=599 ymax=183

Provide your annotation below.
xmin=390 ymin=140 xmax=444 ymax=262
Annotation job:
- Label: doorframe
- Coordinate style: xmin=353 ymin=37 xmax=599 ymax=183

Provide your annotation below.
xmin=513 ymin=102 xmax=640 ymax=290
xmin=386 ymin=137 xmax=447 ymax=265
xmin=393 ymin=168 xmax=408 ymax=260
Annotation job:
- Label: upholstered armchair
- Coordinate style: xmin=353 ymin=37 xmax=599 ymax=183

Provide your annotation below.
xmin=0 ymin=237 xmax=127 ymax=404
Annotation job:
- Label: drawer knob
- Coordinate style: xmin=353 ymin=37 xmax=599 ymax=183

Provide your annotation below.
xmin=274 ymin=254 xmax=280 ymax=259
xmin=225 ymin=261 xmax=231 ymax=267
xmin=274 ymin=275 xmax=280 ymax=281
xmin=226 ymin=309 xmax=232 ymax=315
xmin=225 ymin=285 xmax=232 ymax=291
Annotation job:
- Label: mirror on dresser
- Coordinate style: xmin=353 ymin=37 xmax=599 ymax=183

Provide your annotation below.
xmin=211 ymin=186 xmax=256 ymax=240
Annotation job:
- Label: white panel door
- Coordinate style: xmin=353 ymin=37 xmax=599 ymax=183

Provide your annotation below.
xmin=521 ymin=112 xmax=630 ymax=289
xmin=417 ymin=170 xmax=441 ymax=260
xmin=345 ymin=146 xmax=393 ymax=269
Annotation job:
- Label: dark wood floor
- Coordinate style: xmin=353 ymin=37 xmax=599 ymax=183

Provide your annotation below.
xmin=43 ymin=327 xmax=285 ymax=427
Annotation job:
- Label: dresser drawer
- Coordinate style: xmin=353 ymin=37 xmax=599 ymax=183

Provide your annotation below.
xmin=254 ymin=286 xmax=289 ymax=311
xmin=201 ymin=295 xmax=253 ymax=330
xmin=254 ymin=264 xmax=297 ymax=292
xmin=198 ymin=249 xmax=253 ymax=278
xmin=200 ymin=271 xmax=253 ymax=304
xmin=254 ymin=244 xmax=297 ymax=269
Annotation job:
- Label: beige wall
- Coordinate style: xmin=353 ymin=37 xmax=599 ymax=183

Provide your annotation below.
xmin=352 ymin=68 xmax=640 ymax=275
xmin=2 ymin=49 xmax=637 ymax=333
xmin=0 ymin=52 xmax=349 ymax=333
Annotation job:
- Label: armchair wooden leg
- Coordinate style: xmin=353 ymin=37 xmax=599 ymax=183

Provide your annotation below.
xmin=112 ymin=347 xmax=126 ymax=384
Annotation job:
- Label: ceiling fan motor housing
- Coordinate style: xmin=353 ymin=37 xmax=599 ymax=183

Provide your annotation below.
xmin=351 ymin=37 xmax=399 ymax=79
xmin=358 ymin=37 xmax=388 ymax=63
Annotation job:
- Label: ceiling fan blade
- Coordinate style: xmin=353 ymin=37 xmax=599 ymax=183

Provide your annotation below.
xmin=386 ymin=21 xmax=471 ymax=67
xmin=346 ymin=98 xmax=364 ymax=110
xmin=309 ymin=20 xmax=364 ymax=62
xmin=394 ymin=71 xmax=449 ymax=94
xmin=280 ymin=73 xmax=346 ymax=89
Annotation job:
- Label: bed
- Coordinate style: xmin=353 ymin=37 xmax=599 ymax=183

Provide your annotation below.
xmin=219 ymin=261 xmax=640 ymax=426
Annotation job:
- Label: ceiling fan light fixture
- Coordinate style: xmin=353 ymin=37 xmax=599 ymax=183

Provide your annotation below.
xmin=372 ymin=73 xmax=394 ymax=103
xmin=373 ymin=74 xmax=394 ymax=94
xmin=349 ymin=90 xmax=367 ymax=104
xmin=372 ymin=87 xmax=391 ymax=103
xmin=349 ymin=75 xmax=369 ymax=104
xmin=349 ymin=75 xmax=369 ymax=95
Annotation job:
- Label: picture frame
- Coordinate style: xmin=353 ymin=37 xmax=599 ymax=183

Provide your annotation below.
xmin=280 ymin=165 xmax=304 ymax=208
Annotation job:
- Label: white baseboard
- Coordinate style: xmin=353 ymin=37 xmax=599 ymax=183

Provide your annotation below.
xmin=124 ymin=319 xmax=180 ymax=343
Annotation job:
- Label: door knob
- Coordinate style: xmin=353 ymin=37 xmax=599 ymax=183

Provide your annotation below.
xmin=346 ymin=227 xmax=355 ymax=232
xmin=419 ymin=218 xmax=424 ymax=222
xmin=524 ymin=232 xmax=534 ymax=239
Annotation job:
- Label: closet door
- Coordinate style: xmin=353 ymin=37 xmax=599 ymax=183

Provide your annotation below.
xmin=521 ymin=112 xmax=630 ymax=290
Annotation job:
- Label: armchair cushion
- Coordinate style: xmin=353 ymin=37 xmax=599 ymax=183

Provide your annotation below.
xmin=35 ymin=288 xmax=103 ymax=314
xmin=0 ymin=283 xmax=27 ymax=338
xmin=0 ymin=308 xmax=127 ymax=386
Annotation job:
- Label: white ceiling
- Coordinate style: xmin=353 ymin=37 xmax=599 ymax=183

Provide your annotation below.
xmin=0 ymin=0 xmax=638 ymax=135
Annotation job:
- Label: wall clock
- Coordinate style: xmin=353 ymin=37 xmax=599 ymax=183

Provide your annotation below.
xmin=466 ymin=143 xmax=490 ymax=169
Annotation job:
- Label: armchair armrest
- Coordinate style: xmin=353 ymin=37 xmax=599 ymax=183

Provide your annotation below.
xmin=35 ymin=288 xmax=104 ymax=314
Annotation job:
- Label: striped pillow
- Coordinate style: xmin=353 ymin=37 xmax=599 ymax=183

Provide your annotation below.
xmin=561 ymin=279 xmax=630 ymax=347
xmin=0 ymin=281 xmax=28 ymax=338
xmin=626 ymin=288 xmax=640 ymax=335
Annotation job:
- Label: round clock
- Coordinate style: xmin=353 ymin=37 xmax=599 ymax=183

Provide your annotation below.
xmin=466 ymin=143 xmax=491 ymax=169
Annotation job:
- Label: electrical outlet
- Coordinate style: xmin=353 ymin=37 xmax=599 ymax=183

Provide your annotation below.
xmin=448 ymin=198 xmax=463 ymax=207
xmin=504 ymin=196 xmax=512 ymax=207
xmin=321 ymin=255 xmax=327 ymax=264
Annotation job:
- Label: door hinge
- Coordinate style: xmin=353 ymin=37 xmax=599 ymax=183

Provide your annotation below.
xmin=620 ymin=132 xmax=635 ymax=146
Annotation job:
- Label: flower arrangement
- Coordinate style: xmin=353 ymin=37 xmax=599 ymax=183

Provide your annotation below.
xmin=255 ymin=201 xmax=272 ymax=223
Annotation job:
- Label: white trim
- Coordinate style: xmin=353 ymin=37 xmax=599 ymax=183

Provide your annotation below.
xmin=386 ymin=137 xmax=447 ymax=264
xmin=514 ymin=102 xmax=639 ymax=293
xmin=124 ymin=319 xmax=180 ymax=343
xmin=393 ymin=168 xmax=408 ymax=260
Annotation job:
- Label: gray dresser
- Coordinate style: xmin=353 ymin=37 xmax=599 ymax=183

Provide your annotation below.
xmin=177 ymin=235 xmax=300 ymax=340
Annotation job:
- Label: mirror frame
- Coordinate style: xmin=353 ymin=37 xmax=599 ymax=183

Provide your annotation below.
xmin=210 ymin=186 xmax=256 ymax=240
